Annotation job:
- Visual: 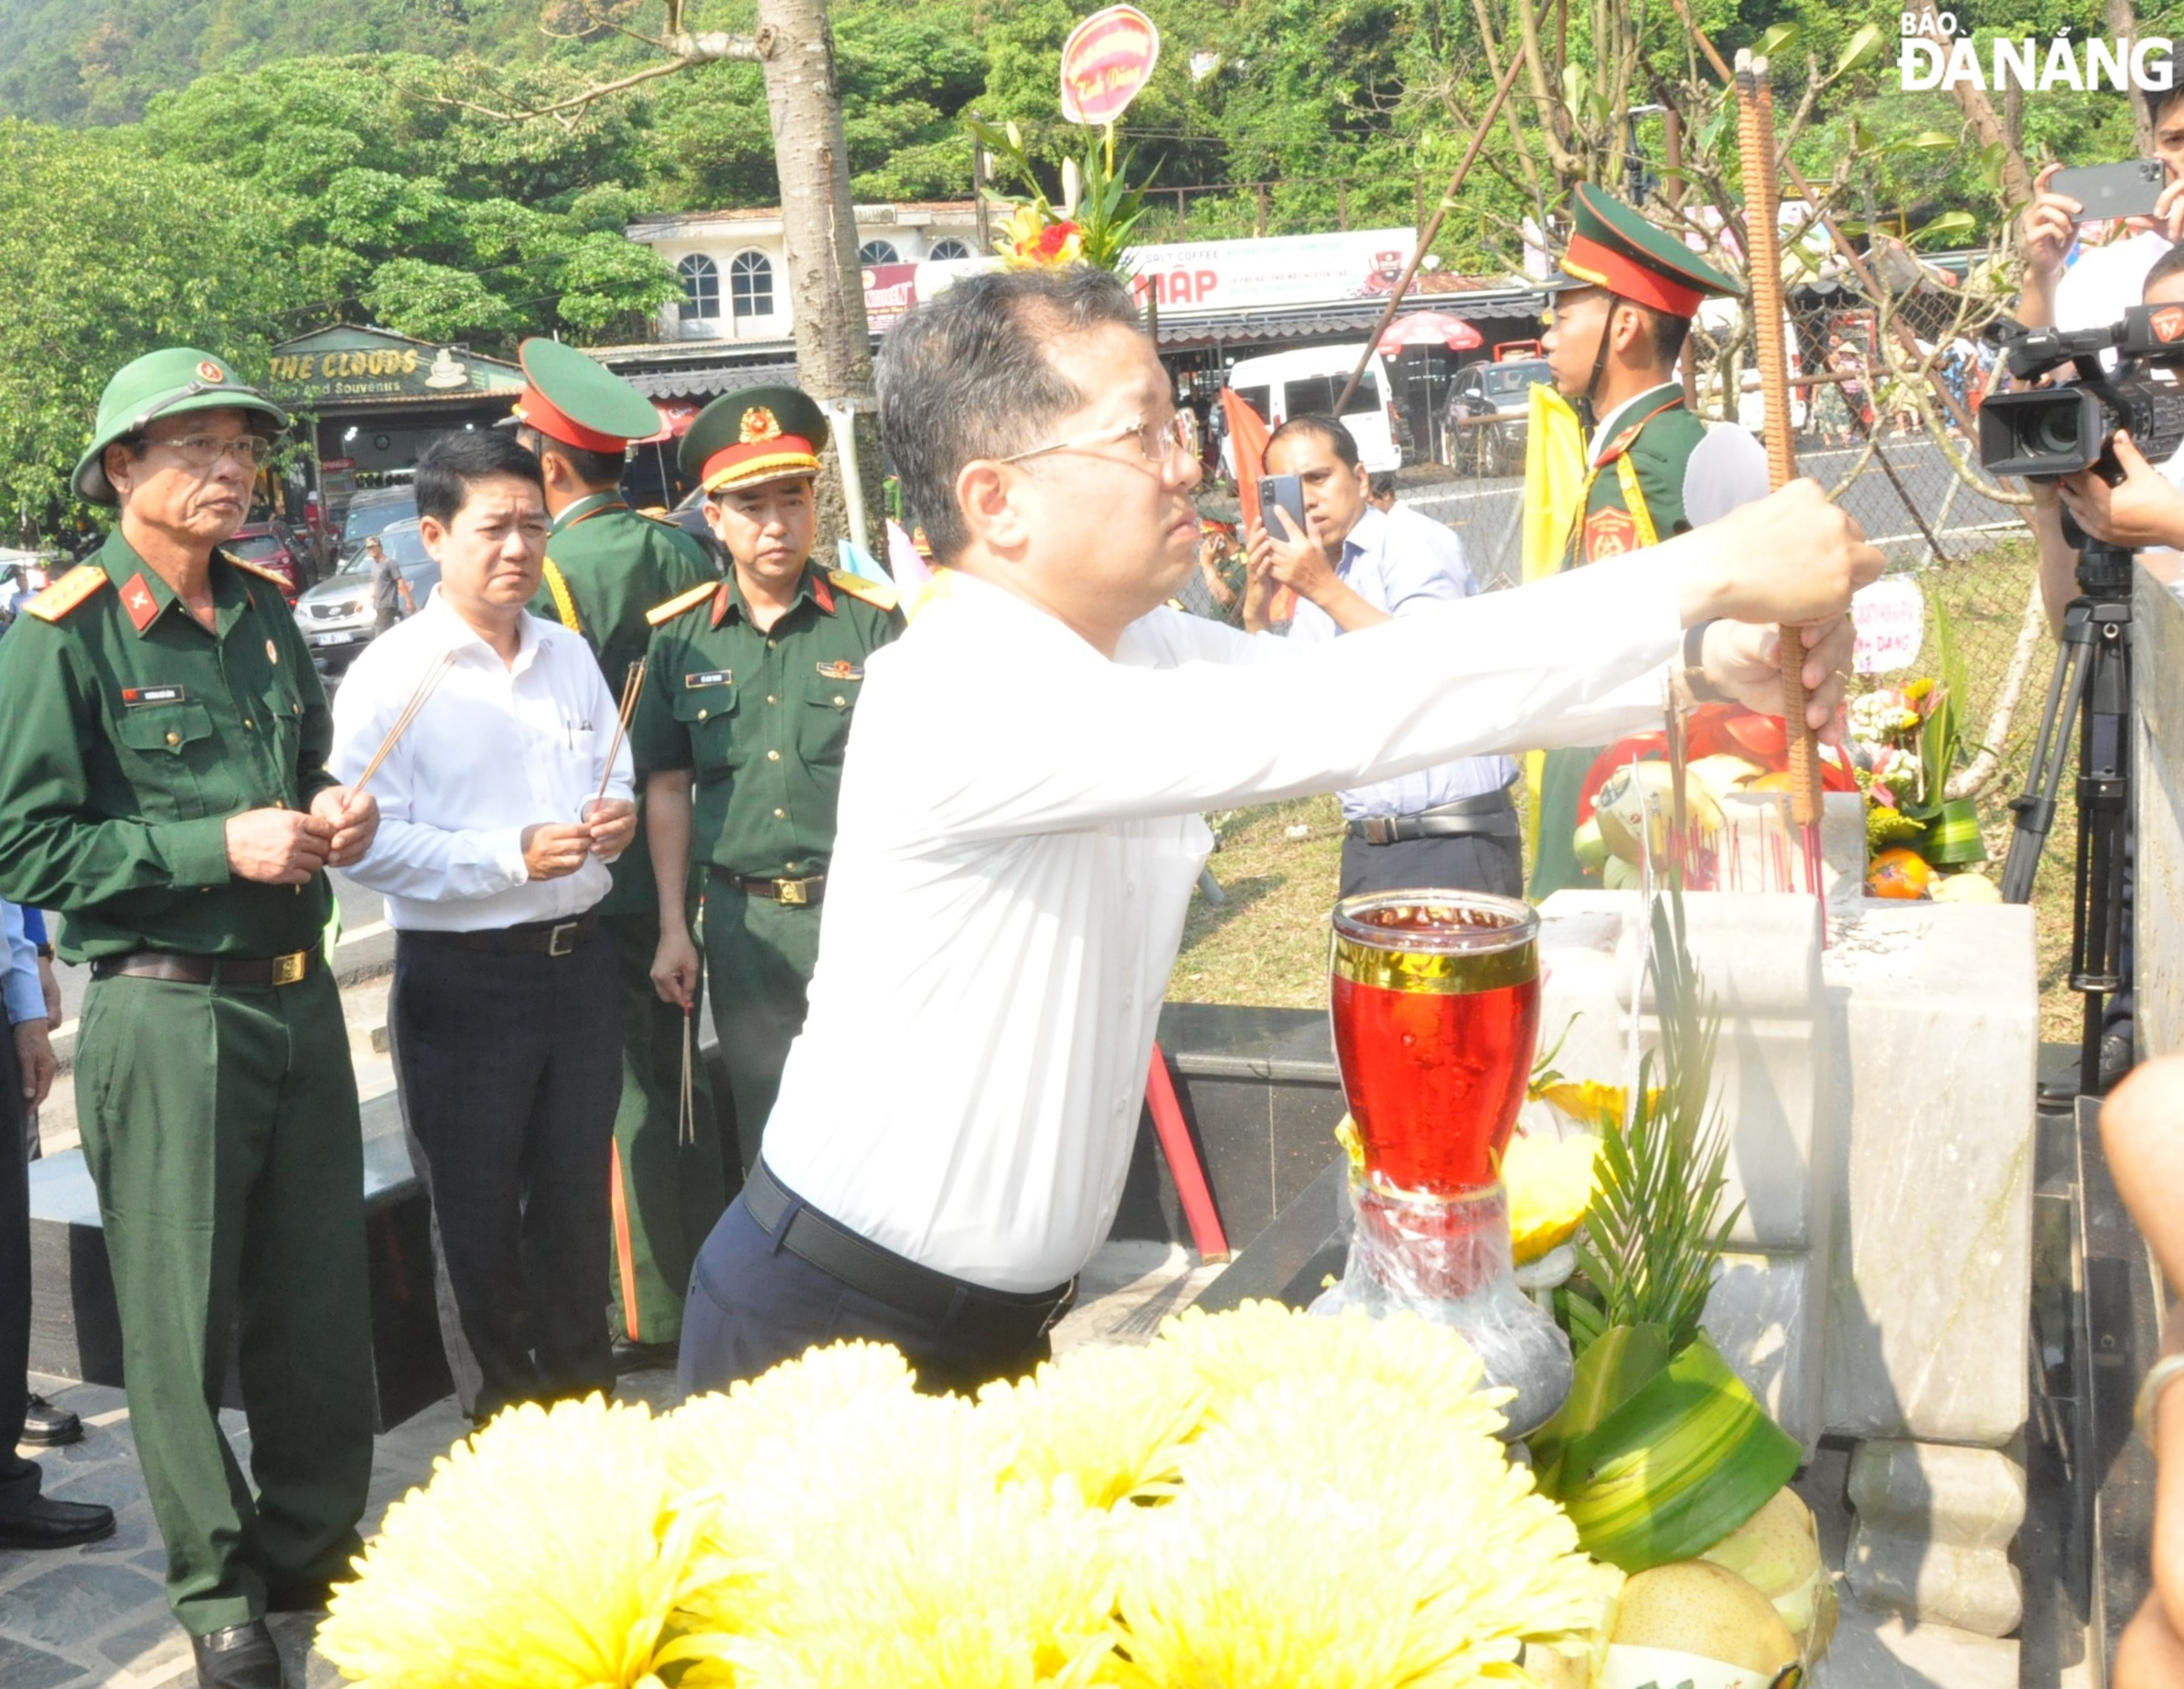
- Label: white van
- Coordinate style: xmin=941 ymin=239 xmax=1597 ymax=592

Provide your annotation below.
xmin=1222 ymin=344 xmax=1405 ymax=474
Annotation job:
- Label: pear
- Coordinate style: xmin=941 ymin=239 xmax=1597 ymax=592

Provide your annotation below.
xmin=1932 ymin=872 xmax=2001 ymax=904
xmin=1700 ymin=1486 xmax=1830 ymax=1650
xmin=1573 ymin=817 xmax=1610 ymax=873
xmin=1611 ymin=1561 xmax=1800 ymax=1678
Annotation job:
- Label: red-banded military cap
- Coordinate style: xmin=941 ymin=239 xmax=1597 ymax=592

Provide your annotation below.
xmin=678 ymin=385 xmax=829 ymax=496
xmin=510 ymin=337 xmax=660 ymax=453
xmin=1547 ymin=184 xmax=1738 ymax=320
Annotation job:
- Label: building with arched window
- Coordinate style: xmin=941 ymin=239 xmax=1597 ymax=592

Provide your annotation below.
xmin=857 ymin=239 xmax=900 ymax=265
xmin=677 ymin=253 xmax=720 ymax=322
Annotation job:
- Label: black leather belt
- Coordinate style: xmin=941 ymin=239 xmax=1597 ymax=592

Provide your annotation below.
xmin=91 ymin=948 xmax=316 ymax=987
xmin=401 ymin=911 xmax=600 ymax=957
xmin=711 ymin=865 xmax=826 ymax=906
xmin=1347 ymin=786 xmax=1521 ymax=846
xmin=744 ymin=1157 xmax=1076 ymax=1342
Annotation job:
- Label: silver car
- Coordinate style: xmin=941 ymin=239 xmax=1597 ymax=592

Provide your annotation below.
xmin=292 ymin=518 xmax=438 ymax=679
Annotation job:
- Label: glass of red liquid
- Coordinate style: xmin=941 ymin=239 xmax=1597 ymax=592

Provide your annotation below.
xmin=1329 ymin=890 xmax=1540 ymax=1197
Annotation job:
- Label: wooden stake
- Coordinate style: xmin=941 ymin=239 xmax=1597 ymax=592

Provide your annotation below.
xmin=1733 ymin=51 xmax=1823 ymax=829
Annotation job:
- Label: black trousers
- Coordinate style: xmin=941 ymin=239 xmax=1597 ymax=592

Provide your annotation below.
xmin=0 ymin=1015 xmax=38 ymax=1518
xmin=390 ymin=928 xmax=621 ymax=1423
xmin=1339 ymin=828 xmax=1525 ymax=901
xmin=679 ymin=1193 xmax=1054 ymax=1399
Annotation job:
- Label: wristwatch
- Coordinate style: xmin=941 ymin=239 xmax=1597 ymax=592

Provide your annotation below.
xmin=1679 ymin=620 xmax=1731 ymax=706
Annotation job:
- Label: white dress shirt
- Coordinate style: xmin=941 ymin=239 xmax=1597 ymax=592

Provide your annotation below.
xmin=1283 ymin=502 xmax=1517 ymax=815
xmin=762 ymin=555 xmax=1691 ymax=1289
xmin=1 ymin=898 xmax=42 ymax=1028
xmin=329 ymin=593 xmax=632 ymax=932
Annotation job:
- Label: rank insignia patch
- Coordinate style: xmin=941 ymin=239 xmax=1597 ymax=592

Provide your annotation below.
xmin=815 ymin=659 xmax=863 ymax=681
xmin=121 ymin=573 xmax=159 ymax=632
xmin=1582 ymin=506 xmax=1639 ymax=561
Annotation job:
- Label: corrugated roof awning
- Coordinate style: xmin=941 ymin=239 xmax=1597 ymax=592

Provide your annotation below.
xmin=1151 ymin=290 xmax=1548 ymax=349
xmin=618 ymin=360 xmax=799 ymax=400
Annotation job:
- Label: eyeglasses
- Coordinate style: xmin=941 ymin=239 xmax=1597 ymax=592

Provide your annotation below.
xmin=148 ymin=434 xmax=274 ymax=471
xmin=998 ymin=412 xmax=1194 ymax=469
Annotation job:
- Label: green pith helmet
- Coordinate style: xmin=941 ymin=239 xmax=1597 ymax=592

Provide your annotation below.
xmin=679 ymin=385 xmax=830 ymax=495
xmin=73 ymin=347 xmax=290 ymax=506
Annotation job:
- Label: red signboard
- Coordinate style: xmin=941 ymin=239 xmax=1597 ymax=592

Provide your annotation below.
xmin=1058 ymin=5 xmax=1161 ymax=126
xmin=862 ymin=262 xmax=919 ymax=329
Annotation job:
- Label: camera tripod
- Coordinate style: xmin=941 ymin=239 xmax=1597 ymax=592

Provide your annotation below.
xmin=1999 ymin=537 xmax=2134 ymax=1099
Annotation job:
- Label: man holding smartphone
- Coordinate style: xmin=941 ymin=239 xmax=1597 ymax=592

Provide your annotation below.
xmin=1245 ymin=415 xmax=1525 ymax=897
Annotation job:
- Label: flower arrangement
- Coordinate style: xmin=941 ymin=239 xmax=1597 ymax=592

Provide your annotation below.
xmin=968 ymin=116 xmax=1153 ymax=277
xmin=319 ymin=1303 xmax=1620 ymax=1689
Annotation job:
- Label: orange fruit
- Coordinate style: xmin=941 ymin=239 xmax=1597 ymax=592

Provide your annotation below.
xmin=1867 ymin=847 xmax=1934 ymax=900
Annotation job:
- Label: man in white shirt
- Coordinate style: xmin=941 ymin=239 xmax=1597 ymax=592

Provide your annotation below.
xmin=1245 ymin=413 xmax=1526 ymax=897
xmin=675 ymin=265 xmax=1879 ymax=1397
xmin=330 ymin=431 xmax=637 ymax=1423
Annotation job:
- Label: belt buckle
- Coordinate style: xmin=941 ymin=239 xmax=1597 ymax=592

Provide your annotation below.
xmin=547 ymin=921 xmax=581 ymax=957
xmin=1364 ymin=816 xmax=1397 ymax=846
xmin=776 ymin=877 xmax=809 ymax=907
xmin=269 ymin=951 xmax=308 ymax=987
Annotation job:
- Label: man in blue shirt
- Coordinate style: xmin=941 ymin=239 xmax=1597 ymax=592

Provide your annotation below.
xmin=1 ymin=895 xmax=116 ymax=1549
xmin=1246 ymin=414 xmax=1523 ymax=898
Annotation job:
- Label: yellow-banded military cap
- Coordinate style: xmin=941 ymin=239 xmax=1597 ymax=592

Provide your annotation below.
xmin=1548 ymin=184 xmax=1738 ymax=320
xmin=680 ymin=386 xmax=829 ymax=496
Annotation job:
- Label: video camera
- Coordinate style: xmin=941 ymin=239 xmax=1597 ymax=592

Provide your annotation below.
xmin=1979 ymin=305 xmax=2184 ymax=482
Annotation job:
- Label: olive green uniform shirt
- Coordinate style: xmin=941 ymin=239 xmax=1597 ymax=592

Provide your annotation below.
xmin=0 ymin=529 xmax=336 ymax=961
xmin=529 ymin=491 xmax=719 ymax=917
xmin=631 ymin=565 xmax=904 ymax=881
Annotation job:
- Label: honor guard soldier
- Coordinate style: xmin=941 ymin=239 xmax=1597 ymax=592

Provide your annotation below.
xmin=633 ymin=387 xmax=905 ymax=1181
xmin=0 ymin=349 xmax=380 ymax=1689
xmin=1529 ymin=185 xmax=1772 ymax=897
xmin=509 ymin=337 xmax=723 ymax=1374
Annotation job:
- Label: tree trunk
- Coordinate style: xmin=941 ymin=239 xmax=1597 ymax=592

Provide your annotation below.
xmin=2111 ymin=0 xmax=2155 ymax=156
xmin=755 ymin=0 xmax=883 ymax=552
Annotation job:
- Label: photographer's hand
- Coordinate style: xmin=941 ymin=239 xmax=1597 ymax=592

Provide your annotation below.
xmin=2018 ymin=162 xmax=2081 ymax=329
xmin=2057 ymin=430 xmax=2184 ymax=551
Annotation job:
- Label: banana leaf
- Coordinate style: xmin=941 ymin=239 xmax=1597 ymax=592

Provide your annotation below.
xmin=1545 ymin=1334 xmax=1800 ymax=1571
xmin=1530 ymin=1320 xmax=1671 ymax=1494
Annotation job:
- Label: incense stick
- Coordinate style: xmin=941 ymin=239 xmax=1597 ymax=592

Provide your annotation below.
xmin=679 ymin=1007 xmax=696 ymax=1149
xmin=592 ymin=659 xmax=646 ymax=810
xmin=351 ymin=649 xmax=455 ymax=796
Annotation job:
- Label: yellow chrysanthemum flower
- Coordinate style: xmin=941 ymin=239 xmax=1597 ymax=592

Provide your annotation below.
xmin=1504 ymin=1131 xmax=1601 ymax=1264
xmin=319 ymin=1395 xmax=717 ymax=1689
xmin=979 ymin=1340 xmax=1210 ymax=1508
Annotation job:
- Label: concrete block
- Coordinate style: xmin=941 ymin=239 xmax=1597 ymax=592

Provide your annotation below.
xmin=1820 ymin=903 xmax=2038 ymax=1446
xmin=1844 ymin=1439 xmax=2028 ymax=1638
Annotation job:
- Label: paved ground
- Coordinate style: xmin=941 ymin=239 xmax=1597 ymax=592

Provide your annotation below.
xmin=3 ymin=1241 xmax=1220 ymax=1686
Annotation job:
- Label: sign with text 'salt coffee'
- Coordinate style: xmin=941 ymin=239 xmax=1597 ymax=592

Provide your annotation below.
xmin=1058 ymin=5 xmax=1160 ymax=125
xmin=264 ymin=326 xmax=524 ymax=405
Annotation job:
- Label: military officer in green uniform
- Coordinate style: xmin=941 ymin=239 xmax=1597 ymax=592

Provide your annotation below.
xmin=508 ymin=337 xmax=723 ymax=1372
xmin=1528 ymin=184 xmax=1772 ymax=897
xmin=634 ymin=387 xmax=904 ymax=1177
xmin=0 ymin=350 xmax=379 ymax=1689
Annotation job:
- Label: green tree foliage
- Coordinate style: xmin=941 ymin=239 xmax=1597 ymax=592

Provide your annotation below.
xmin=0 ymin=119 xmax=297 ymax=532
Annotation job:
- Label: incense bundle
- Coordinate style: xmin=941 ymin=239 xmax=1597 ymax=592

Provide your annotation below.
xmin=351 ymin=649 xmax=456 ymax=797
xmin=592 ymin=659 xmax=646 ymax=811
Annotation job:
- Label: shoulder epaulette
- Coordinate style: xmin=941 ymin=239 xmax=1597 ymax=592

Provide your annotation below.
xmin=646 ymin=581 xmax=717 ymax=625
xmin=220 ymin=551 xmax=293 ymax=590
xmin=21 ymin=564 xmax=107 ymax=623
xmin=827 ymin=569 xmax=899 ymax=613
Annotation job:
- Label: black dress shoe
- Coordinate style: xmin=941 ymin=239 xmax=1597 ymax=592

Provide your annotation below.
xmin=0 ymin=1494 xmax=116 ymax=1549
xmin=192 ymin=1621 xmax=285 ymax=1689
xmin=611 ymin=1338 xmax=680 ymax=1374
xmin=265 ymin=1579 xmax=335 ymax=1613
xmin=19 ymin=1393 xmax=82 ymax=1447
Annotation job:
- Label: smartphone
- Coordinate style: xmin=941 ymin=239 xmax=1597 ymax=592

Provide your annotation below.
xmin=2051 ymin=158 xmax=2168 ymax=220
xmin=1257 ymin=473 xmax=1307 ymax=540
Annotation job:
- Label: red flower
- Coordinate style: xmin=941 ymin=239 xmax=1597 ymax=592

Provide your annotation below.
xmin=1033 ymin=219 xmax=1085 ymax=260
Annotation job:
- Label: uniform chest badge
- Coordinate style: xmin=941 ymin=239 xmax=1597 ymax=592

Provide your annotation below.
xmin=266 ymin=640 xmax=279 ymax=664
xmin=815 ymin=659 xmax=863 ymax=681
xmin=684 ymin=670 xmax=732 ymax=689
xmin=1582 ymin=506 xmax=1640 ymax=561
xmin=121 ymin=684 xmax=187 ymax=707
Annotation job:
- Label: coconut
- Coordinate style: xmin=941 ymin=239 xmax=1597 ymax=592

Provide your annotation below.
xmin=1611 ymin=1561 xmax=1800 ymax=1677
xmin=1700 ymin=1486 xmax=1829 ymax=1646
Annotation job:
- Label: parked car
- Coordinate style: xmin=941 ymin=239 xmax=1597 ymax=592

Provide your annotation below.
xmin=293 ymin=518 xmax=438 ymax=680
xmin=1221 ymin=344 xmax=1407 ymax=475
xmin=224 ymin=522 xmax=308 ymax=602
xmin=669 ymin=489 xmax=730 ymax=573
xmin=338 ymin=486 xmax=420 ymax=562
xmin=1444 ymin=358 xmax=1552 ymax=476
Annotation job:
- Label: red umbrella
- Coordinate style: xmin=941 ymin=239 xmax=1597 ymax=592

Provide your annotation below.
xmin=1377 ymin=311 xmax=1485 ymax=354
